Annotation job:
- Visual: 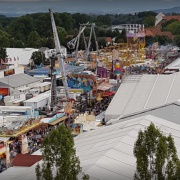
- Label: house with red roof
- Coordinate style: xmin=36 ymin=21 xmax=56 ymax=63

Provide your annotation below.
xmin=145 ymin=27 xmax=173 ymax=39
xmin=105 ymin=37 xmax=112 ymax=46
xmin=155 ymin=12 xmax=180 ymax=27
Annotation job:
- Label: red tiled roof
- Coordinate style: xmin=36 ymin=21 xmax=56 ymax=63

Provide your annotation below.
xmin=163 ymin=16 xmax=180 ymax=22
xmin=145 ymin=28 xmax=173 ymax=39
xmin=12 ymin=154 xmax=42 ymax=167
xmin=145 ymin=29 xmax=154 ymax=37
xmin=106 ymin=37 xmax=112 ymax=42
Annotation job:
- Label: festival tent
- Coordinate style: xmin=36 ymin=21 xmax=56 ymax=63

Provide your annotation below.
xmin=74 ymin=115 xmax=180 ymax=180
xmin=105 ymin=73 xmax=180 ymax=121
xmin=26 ymin=64 xmax=84 ymax=76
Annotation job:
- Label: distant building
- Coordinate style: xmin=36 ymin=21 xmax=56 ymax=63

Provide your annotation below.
xmin=105 ymin=37 xmax=112 ymax=46
xmin=44 ymin=47 xmax=67 ymax=59
xmin=0 ymin=73 xmax=39 ymax=96
xmin=111 ymin=24 xmax=144 ymax=33
xmin=145 ymin=27 xmax=173 ymax=39
xmin=155 ymin=12 xmax=180 ymax=27
xmin=6 ymin=48 xmax=39 ymax=65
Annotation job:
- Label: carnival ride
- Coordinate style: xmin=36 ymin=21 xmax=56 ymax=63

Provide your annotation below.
xmin=67 ymin=23 xmax=99 ymax=61
xmin=67 ymin=73 xmax=96 ymax=93
xmin=97 ymin=29 xmax=146 ymax=69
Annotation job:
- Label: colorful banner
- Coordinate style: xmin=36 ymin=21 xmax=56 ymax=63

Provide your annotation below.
xmin=115 ymin=60 xmax=121 ymax=75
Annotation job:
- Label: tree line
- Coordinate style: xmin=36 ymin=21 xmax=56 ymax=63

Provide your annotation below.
xmin=0 ymin=11 xmax=180 ymax=51
xmin=0 ymin=11 xmax=157 ymax=50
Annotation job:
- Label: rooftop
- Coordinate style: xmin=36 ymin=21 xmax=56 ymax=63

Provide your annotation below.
xmin=12 ymin=154 xmax=42 ymax=167
xmin=0 ymin=73 xmax=39 ymax=88
xmin=6 ymin=48 xmax=39 ymax=65
xmin=105 ymin=73 xmax=180 ymax=120
xmin=1 ymin=115 xmax=180 ymax=180
xmin=75 ymin=115 xmax=180 ymax=180
xmin=23 ymin=91 xmax=50 ymax=103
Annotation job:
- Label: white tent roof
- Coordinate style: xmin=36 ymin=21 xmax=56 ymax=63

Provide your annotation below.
xmin=1 ymin=115 xmax=180 ymax=180
xmin=74 ymin=115 xmax=180 ymax=180
xmin=0 ymin=73 xmax=39 ymax=88
xmin=105 ymin=73 xmax=180 ymax=121
xmin=165 ymin=57 xmax=180 ymax=70
xmin=6 ymin=48 xmax=39 ymax=65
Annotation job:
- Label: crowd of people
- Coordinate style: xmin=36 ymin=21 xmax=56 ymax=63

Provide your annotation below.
xmin=0 ymin=126 xmax=58 ymax=174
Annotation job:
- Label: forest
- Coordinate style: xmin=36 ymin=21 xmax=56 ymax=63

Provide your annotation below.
xmin=0 ymin=11 xmax=180 ymax=51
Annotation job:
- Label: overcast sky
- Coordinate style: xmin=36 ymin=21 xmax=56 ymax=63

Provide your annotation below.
xmin=0 ymin=0 xmax=180 ymax=15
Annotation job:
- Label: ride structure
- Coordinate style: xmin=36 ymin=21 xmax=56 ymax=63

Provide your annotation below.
xmin=67 ymin=23 xmax=99 ymax=61
xmin=49 ymin=9 xmax=70 ymax=108
xmin=125 ymin=30 xmax=146 ymax=65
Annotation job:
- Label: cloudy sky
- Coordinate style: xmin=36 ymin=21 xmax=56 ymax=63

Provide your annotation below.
xmin=0 ymin=0 xmax=180 ymax=16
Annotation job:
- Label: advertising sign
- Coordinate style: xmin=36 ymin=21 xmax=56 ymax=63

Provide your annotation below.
xmin=0 ymin=88 xmax=9 ymax=96
xmin=4 ymin=69 xmax=15 ymax=76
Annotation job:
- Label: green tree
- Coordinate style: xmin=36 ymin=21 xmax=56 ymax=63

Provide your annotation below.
xmin=173 ymin=35 xmax=180 ymax=47
xmin=7 ymin=15 xmax=34 ymax=43
xmin=145 ymin=36 xmax=154 ymax=47
xmin=28 ymin=31 xmax=41 ymax=48
xmin=164 ymin=21 xmax=180 ymax=35
xmin=57 ymin=27 xmax=68 ymax=46
xmin=98 ymin=37 xmax=106 ymax=48
xmin=59 ymin=13 xmax=74 ymax=31
xmin=31 ymin=51 xmax=44 ymax=65
xmin=161 ymin=19 xmax=178 ymax=31
xmin=143 ymin=16 xmax=155 ymax=28
xmin=0 ymin=47 xmax=7 ymax=63
xmin=0 ymin=30 xmax=10 ymax=47
xmin=14 ymin=40 xmax=25 ymax=48
xmin=33 ymin=13 xmax=52 ymax=37
xmin=134 ymin=123 xmax=180 ymax=180
xmin=35 ymin=124 xmax=89 ymax=180
xmin=154 ymin=35 xmax=172 ymax=45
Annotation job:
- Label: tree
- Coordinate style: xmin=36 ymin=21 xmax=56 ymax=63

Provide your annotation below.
xmin=0 ymin=47 xmax=7 ymax=63
xmin=133 ymin=123 xmax=180 ymax=180
xmin=0 ymin=30 xmax=10 ymax=47
xmin=173 ymin=35 xmax=180 ymax=47
xmin=28 ymin=31 xmax=41 ymax=48
xmin=57 ymin=27 xmax=67 ymax=46
xmin=164 ymin=21 xmax=180 ymax=35
xmin=98 ymin=38 xmax=106 ymax=48
xmin=14 ymin=40 xmax=25 ymax=48
xmin=31 ymin=51 xmax=44 ymax=66
xmin=154 ymin=35 xmax=172 ymax=46
xmin=7 ymin=15 xmax=34 ymax=43
xmin=35 ymin=124 xmax=89 ymax=180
